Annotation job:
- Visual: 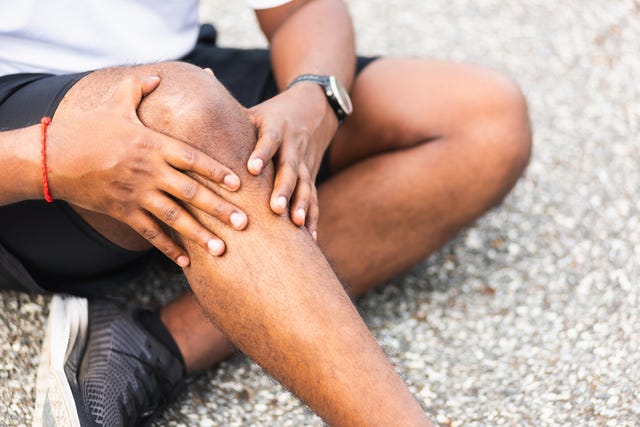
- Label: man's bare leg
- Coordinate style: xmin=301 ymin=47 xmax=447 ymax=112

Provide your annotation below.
xmin=319 ymin=58 xmax=532 ymax=294
xmin=156 ymin=58 xmax=531 ymax=373
xmin=53 ymin=62 xmax=432 ymax=426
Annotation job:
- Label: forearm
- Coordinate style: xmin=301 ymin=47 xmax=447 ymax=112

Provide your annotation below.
xmin=0 ymin=126 xmax=44 ymax=206
xmin=248 ymin=0 xmax=358 ymax=214
xmin=262 ymin=0 xmax=356 ymax=90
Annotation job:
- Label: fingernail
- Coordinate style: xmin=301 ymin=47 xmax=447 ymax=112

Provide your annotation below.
xmin=230 ymin=212 xmax=246 ymax=229
xmin=275 ymin=196 xmax=287 ymax=211
xmin=207 ymin=239 xmax=225 ymax=255
xmin=312 ymin=230 xmax=318 ymax=241
xmin=223 ymin=174 xmax=240 ymax=190
xmin=146 ymin=75 xmax=160 ymax=82
xmin=296 ymin=208 xmax=306 ymax=223
xmin=250 ymin=158 xmax=263 ymax=173
xmin=177 ymin=255 xmax=190 ymax=267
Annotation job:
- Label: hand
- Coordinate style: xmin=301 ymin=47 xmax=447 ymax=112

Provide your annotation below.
xmin=246 ymin=83 xmax=338 ymax=239
xmin=48 ymin=75 xmax=248 ymax=266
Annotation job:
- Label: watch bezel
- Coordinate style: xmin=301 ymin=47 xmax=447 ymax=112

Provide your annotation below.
xmin=327 ymin=75 xmax=353 ymax=118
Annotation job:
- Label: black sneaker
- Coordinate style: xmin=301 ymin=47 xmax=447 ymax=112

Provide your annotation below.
xmin=33 ymin=295 xmax=186 ymax=427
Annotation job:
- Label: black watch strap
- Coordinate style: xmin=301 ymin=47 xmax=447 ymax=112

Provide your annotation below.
xmin=287 ymin=74 xmax=352 ymax=125
xmin=288 ymin=74 xmax=328 ymax=87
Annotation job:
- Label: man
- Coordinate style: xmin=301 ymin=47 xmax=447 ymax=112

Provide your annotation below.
xmin=0 ymin=0 xmax=531 ymax=425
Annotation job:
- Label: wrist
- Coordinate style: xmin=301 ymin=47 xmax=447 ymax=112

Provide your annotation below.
xmin=288 ymin=82 xmax=339 ymax=129
xmin=0 ymin=125 xmax=46 ymax=204
xmin=43 ymin=120 xmax=72 ymax=202
xmin=25 ymin=125 xmax=47 ymax=201
xmin=287 ymin=74 xmax=353 ymax=126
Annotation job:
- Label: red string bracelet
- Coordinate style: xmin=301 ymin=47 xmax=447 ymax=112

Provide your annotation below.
xmin=40 ymin=116 xmax=54 ymax=203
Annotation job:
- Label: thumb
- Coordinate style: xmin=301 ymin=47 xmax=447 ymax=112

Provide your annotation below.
xmin=246 ymin=107 xmax=261 ymax=127
xmin=112 ymin=75 xmax=161 ymax=117
xmin=140 ymin=75 xmax=161 ymax=96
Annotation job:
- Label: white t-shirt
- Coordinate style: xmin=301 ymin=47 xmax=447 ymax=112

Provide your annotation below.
xmin=0 ymin=0 xmax=291 ymax=77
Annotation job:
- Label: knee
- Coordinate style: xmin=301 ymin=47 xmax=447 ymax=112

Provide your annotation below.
xmin=137 ymin=61 xmax=258 ymax=174
xmin=469 ymin=69 xmax=532 ymax=181
xmin=131 ymin=61 xmax=277 ymax=215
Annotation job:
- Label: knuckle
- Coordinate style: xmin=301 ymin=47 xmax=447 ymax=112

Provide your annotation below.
xmin=115 ymin=181 xmax=135 ymax=194
xmin=162 ymin=205 xmax=180 ymax=224
xmin=131 ymin=158 xmax=152 ymax=174
xmin=111 ymin=201 xmax=130 ymax=219
xmin=211 ymin=203 xmax=225 ymax=219
xmin=132 ymin=134 xmax=155 ymax=150
xmin=280 ymin=157 xmax=298 ymax=171
xmin=299 ymin=165 xmax=311 ymax=180
xmin=181 ymin=181 xmax=198 ymax=200
xmin=304 ymin=183 xmax=313 ymax=197
xmin=210 ymin=165 xmax=227 ymax=182
xmin=182 ymin=148 xmax=197 ymax=166
xmin=266 ymin=128 xmax=282 ymax=142
xmin=281 ymin=183 xmax=296 ymax=196
xmin=140 ymin=226 xmax=160 ymax=241
xmin=297 ymin=180 xmax=310 ymax=197
xmin=162 ymin=244 xmax=179 ymax=258
xmin=295 ymin=127 xmax=312 ymax=143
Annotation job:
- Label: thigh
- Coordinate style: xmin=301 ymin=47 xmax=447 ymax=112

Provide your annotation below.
xmin=329 ymin=57 xmax=526 ymax=173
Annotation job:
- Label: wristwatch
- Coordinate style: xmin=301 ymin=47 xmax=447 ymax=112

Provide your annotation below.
xmin=287 ymin=74 xmax=353 ymax=125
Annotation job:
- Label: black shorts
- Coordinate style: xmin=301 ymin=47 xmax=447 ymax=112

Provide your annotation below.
xmin=0 ymin=24 xmax=377 ymax=295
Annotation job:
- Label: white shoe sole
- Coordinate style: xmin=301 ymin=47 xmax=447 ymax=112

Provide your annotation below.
xmin=33 ymin=295 xmax=88 ymax=427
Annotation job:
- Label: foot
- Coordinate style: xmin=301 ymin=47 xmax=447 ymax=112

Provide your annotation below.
xmin=33 ymin=295 xmax=186 ymax=427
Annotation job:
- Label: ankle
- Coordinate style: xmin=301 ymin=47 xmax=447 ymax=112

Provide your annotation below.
xmin=136 ymin=309 xmax=186 ymax=374
xmin=160 ymin=304 xmax=235 ymax=375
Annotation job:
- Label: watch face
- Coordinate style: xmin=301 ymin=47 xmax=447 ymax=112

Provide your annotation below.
xmin=329 ymin=76 xmax=353 ymax=116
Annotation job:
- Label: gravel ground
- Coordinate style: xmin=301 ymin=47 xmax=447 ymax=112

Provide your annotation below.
xmin=1 ymin=0 xmax=639 ymax=426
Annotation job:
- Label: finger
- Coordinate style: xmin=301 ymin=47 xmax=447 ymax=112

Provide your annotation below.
xmin=247 ymin=121 xmax=284 ymax=175
xmin=127 ymin=211 xmax=191 ymax=267
xmin=143 ymin=194 xmax=227 ymax=257
xmin=290 ymin=166 xmax=313 ymax=227
xmin=305 ymin=155 xmax=321 ymax=237
xmin=306 ymin=185 xmax=320 ymax=240
xmin=140 ymin=75 xmax=161 ymax=96
xmin=162 ymin=168 xmax=248 ymax=230
xmin=113 ymin=74 xmax=161 ymax=114
xmin=270 ymin=151 xmax=299 ymax=215
xmin=160 ymin=137 xmax=241 ymax=191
